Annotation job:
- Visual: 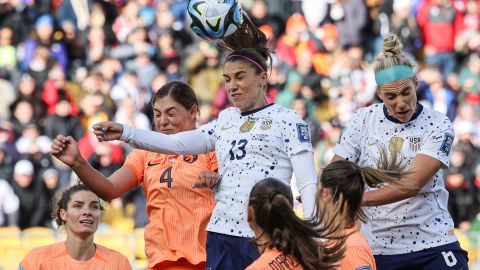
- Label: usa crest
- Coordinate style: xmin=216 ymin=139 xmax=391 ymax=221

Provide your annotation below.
xmin=260 ymin=119 xmax=272 ymax=130
xmin=409 ymin=137 xmax=422 ymax=152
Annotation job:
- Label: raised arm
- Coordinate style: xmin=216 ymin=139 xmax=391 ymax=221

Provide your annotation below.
xmin=291 ymin=151 xmax=318 ymax=219
xmin=51 ymin=135 xmax=138 ymax=201
xmin=93 ymin=121 xmax=214 ymax=155
xmin=361 ymin=154 xmax=441 ymax=206
xmin=331 ymin=153 xmax=442 ymax=206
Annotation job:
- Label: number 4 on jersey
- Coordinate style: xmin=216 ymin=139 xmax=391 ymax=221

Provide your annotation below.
xmin=160 ymin=166 xmax=173 ymax=188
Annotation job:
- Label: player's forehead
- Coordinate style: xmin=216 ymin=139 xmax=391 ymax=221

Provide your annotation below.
xmin=378 ymin=78 xmax=415 ymax=95
xmin=223 ymin=60 xmax=254 ymax=77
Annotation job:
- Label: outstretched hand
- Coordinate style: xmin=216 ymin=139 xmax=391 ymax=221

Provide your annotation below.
xmin=92 ymin=121 xmax=123 ymax=142
xmin=51 ymin=135 xmax=82 ymax=167
xmin=193 ymin=171 xmax=221 ymax=189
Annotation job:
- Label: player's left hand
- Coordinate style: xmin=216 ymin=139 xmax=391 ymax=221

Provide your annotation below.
xmin=193 ymin=171 xmax=221 ymax=189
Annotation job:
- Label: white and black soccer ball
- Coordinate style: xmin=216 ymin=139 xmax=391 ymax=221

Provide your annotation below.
xmin=186 ymin=0 xmax=243 ymax=40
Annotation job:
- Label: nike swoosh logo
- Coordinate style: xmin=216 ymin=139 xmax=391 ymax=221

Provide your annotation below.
xmin=221 ymin=126 xmax=234 ymax=131
xmin=147 ymin=161 xmax=162 ymax=166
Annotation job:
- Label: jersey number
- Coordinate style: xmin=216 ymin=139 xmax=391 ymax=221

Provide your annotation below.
xmin=441 ymin=251 xmax=457 ymax=267
xmin=160 ymin=166 xmax=173 ymax=188
xmin=229 ymin=139 xmax=248 ymax=160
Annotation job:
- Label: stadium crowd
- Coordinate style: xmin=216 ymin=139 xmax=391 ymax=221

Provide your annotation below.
xmin=0 ymin=0 xmax=479 ymax=265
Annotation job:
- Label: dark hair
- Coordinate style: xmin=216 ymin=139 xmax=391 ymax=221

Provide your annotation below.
xmin=151 ymin=81 xmax=199 ymax=110
xmin=218 ymin=13 xmax=272 ymax=74
xmin=52 ymin=184 xmax=103 ymax=228
xmin=249 ymin=178 xmax=347 ymax=270
xmin=318 ymin=148 xmax=414 ymax=226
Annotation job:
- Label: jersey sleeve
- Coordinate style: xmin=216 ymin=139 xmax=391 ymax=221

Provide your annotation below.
xmin=207 ymin=151 xmax=218 ymax=172
xmin=333 ymin=109 xmax=365 ymax=161
xmin=123 ymin=149 xmax=147 ymax=185
xmin=281 ymin=111 xmax=313 ymax=157
xmin=121 ymin=125 xmax=214 ymax=154
xmin=418 ymin=117 xmax=455 ymax=168
xmin=198 ymin=119 xmax=218 ymax=151
xmin=19 ymin=249 xmax=44 ymax=269
xmin=341 ymin=244 xmax=376 ymax=270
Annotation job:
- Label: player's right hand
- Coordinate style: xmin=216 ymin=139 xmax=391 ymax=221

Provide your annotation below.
xmin=193 ymin=171 xmax=221 ymax=189
xmin=92 ymin=121 xmax=123 ymax=142
xmin=51 ymin=135 xmax=81 ymax=167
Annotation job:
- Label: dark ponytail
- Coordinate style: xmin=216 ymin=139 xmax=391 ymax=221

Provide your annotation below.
xmin=249 ymin=178 xmax=347 ymax=270
xmin=218 ymin=12 xmax=272 ymax=74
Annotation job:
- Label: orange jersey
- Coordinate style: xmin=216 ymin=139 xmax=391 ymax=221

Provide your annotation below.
xmin=340 ymin=230 xmax=376 ymax=270
xmin=246 ymin=248 xmax=303 ymax=270
xmin=19 ymin=241 xmax=131 ymax=270
xmin=124 ymin=149 xmax=217 ymax=268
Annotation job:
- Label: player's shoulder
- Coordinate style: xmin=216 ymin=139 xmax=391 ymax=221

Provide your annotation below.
xmin=95 ymin=243 xmax=130 ymax=261
xmin=269 ymin=104 xmax=303 ymax=121
xmin=419 ymin=105 xmax=452 ymax=124
xmin=218 ymin=106 xmax=240 ymax=119
xmin=24 ymin=242 xmax=65 ymax=261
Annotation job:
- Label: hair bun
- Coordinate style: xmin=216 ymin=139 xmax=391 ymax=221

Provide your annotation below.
xmin=382 ymin=33 xmax=403 ymax=58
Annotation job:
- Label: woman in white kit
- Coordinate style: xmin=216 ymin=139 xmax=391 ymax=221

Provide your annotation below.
xmin=92 ymin=15 xmax=317 ymax=270
xmin=331 ymin=33 xmax=468 ymax=269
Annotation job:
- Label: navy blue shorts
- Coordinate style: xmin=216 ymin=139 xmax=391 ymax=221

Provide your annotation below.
xmin=205 ymin=231 xmax=260 ymax=270
xmin=374 ymin=241 xmax=469 ymax=270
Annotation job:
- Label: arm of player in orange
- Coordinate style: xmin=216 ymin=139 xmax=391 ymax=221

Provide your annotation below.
xmin=331 ymin=154 xmax=441 ymax=206
xmin=51 ymin=135 xmax=138 ymax=201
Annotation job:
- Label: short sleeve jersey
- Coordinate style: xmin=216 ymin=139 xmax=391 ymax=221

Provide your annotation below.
xmin=340 ymin=230 xmax=376 ymax=270
xmin=199 ymin=104 xmax=313 ymax=237
xmin=333 ymin=103 xmax=457 ymax=255
xmin=124 ymin=149 xmax=217 ymax=267
xmin=19 ymin=242 xmax=131 ymax=270
xmin=245 ymin=248 xmax=303 ymax=270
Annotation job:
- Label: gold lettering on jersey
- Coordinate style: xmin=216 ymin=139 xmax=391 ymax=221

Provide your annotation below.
xmin=240 ymin=120 xmax=256 ymax=133
xmin=389 ymin=136 xmax=404 ymax=153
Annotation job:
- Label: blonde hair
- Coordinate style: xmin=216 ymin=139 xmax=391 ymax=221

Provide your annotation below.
xmin=372 ymin=33 xmax=414 ymax=73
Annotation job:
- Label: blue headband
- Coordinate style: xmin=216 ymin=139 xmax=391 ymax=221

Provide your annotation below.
xmin=375 ymin=65 xmax=414 ymax=85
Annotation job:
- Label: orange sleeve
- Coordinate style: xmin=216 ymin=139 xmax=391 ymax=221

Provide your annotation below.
xmin=208 ymin=151 xmax=218 ymax=172
xmin=123 ymin=149 xmax=147 ymax=185
xmin=340 ymin=232 xmax=376 ymax=270
xmin=19 ymin=248 xmax=45 ymax=269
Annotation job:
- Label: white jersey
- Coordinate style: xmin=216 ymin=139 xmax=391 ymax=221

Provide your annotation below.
xmin=333 ymin=103 xmax=457 ymax=255
xmin=199 ymin=104 xmax=313 ymax=237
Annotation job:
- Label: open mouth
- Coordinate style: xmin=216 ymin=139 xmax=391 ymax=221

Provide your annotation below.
xmin=79 ymin=220 xmax=94 ymax=226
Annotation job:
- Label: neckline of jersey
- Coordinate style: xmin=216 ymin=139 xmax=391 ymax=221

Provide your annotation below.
xmin=240 ymin=103 xmax=274 ymax=116
xmin=383 ymin=103 xmax=423 ymax=124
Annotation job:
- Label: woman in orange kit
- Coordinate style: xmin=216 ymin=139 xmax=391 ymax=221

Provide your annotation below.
xmin=19 ymin=184 xmax=132 ymax=269
xmin=50 ymin=81 xmax=217 ymax=269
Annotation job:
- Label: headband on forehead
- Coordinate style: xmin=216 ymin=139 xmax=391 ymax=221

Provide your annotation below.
xmin=375 ymin=65 xmax=414 ymax=85
xmin=227 ymin=54 xmax=266 ymax=73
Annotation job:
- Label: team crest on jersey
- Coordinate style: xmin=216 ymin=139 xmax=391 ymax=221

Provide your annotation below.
xmin=389 ymin=136 xmax=404 ymax=153
xmin=409 ymin=137 xmax=422 ymax=152
xmin=183 ymin=155 xmax=198 ymax=163
xmin=260 ymin=119 xmax=273 ymax=130
xmin=296 ymin=123 xmax=310 ymax=143
xmin=240 ymin=120 xmax=256 ymax=133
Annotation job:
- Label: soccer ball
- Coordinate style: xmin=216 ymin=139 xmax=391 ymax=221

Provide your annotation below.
xmin=186 ymin=0 xmax=243 ymax=40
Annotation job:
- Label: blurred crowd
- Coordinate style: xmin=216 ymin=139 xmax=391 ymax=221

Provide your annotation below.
xmin=0 ymin=0 xmax=479 ymax=234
